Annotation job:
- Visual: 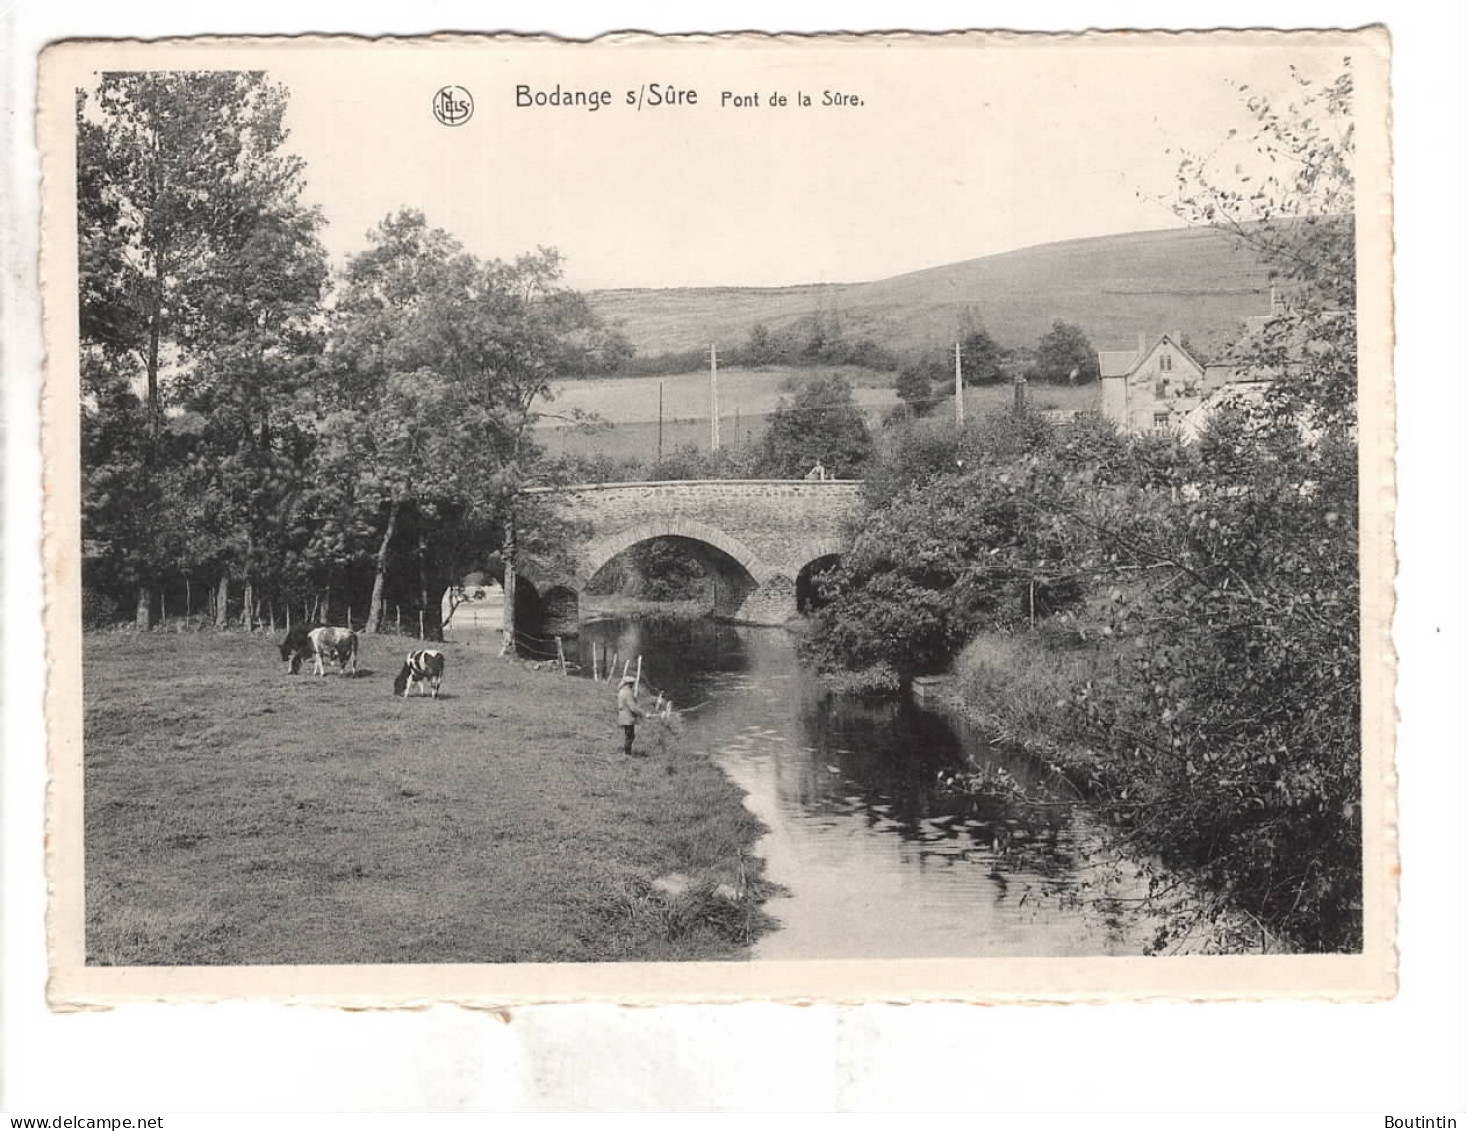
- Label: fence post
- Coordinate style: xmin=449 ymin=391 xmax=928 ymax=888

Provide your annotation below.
xmin=556 ymin=636 xmax=567 ymax=676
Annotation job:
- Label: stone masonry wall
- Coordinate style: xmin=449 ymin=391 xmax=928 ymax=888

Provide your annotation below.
xmin=520 ymin=479 xmax=863 ymax=627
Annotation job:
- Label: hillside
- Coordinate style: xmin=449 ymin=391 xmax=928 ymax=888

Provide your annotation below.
xmin=588 ymin=225 xmax=1275 ymax=359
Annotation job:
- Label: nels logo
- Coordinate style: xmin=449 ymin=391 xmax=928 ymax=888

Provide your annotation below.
xmin=432 ymin=85 xmax=474 ymax=127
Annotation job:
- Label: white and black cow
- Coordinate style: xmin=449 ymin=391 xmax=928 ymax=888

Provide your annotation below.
xmin=393 ymin=649 xmax=445 ymax=698
xmin=279 ymin=625 xmax=359 ymax=677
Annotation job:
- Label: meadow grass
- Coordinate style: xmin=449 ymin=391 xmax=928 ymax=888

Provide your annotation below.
xmin=540 ymin=368 xmax=1096 ymax=461
xmin=549 ymin=365 xmax=898 ymax=425
xmin=950 ymin=628 xmax=1105 ymax=760
xmin=83 ymin=629 xmax=774 ymax=965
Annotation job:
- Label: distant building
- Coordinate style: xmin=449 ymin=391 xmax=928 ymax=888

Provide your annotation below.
xmin=1098 ymin=332 xmax=1216 ymax=435
xmin=1176 ymin=377 xmax=1270 ymax=444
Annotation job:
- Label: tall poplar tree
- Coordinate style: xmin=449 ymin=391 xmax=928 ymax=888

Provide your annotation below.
xmin=77 ymin=71 xmax=320 ymax=627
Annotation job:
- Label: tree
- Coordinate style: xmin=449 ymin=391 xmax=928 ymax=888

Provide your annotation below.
xmin=326 ymin=210 xmax=622 ymax=637
xmin=175 ymin=195 xmax=329 ymax=629
xmin=894 ymin=363 xmax=935 ymax=416
xmin=958 ymin=330 xmax=1007 ymax=385
xmin=1033 ymin=320 xmax=1099 ymax=384
xmin=77 ymin=71 xmax=320 ymax=627
xmin=756 ymin=374 xmax=874 ymax=478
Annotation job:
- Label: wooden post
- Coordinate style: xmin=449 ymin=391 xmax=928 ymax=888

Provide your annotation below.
xmin=419 ymin=609 xmax=425 ymax=639
xmin=556 ymin=636 xmax=567 ymax=676
xmin=592 ymin=642 xmax=600 ymax=682
xmin=955 ymin=339 xmax=966 ymax=428
xmin=634 ymin=655 xmax=642 ymax=697
xmin=657 ymin=381 xmax=664 ymax=463
xmin=501 ymin=512 xmax=518 ymax=657
xmin=709 ymin=343 xmax=721 ymax=452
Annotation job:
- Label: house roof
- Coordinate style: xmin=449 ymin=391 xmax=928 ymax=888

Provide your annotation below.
xmin=1098 ymin=350 xmax=1139 ymax=378
xmin=1099 ymin=334 xmax=1207 ymax=380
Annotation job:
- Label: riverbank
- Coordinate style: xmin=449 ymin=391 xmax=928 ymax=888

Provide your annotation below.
xmin=936 ymin=629 xmax=1283 ymax=954
xmin=83 ymin=630 xmax=775 ymax=964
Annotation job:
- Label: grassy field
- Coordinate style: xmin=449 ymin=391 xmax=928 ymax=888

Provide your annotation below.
xmin=539 ymin=370 xmax=1097 ymax=461
xmin=588 ymin=224 xmax=1272 ymax=359
xmin=83 ymin=630 xmax=774 ymax=965
xmin=548 ymin=364 xmax=898 ymax=425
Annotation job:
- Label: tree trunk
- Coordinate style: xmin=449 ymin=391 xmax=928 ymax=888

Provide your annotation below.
xmin=135 ymin=584 xmax=155 ymax=631
xmin=215 ymin=576 xmax=230 ymax=628
xmin=365 ymin=498 xmax=400 ymax=633
xmin=242 ymin=576 xmax=255 ymax=632
xmin=500 ymin=514 xmax=517 ymax=656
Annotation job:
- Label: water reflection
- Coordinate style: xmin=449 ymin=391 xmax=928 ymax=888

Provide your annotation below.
xmin=569 ymin=616 xmax=1154 ymax=959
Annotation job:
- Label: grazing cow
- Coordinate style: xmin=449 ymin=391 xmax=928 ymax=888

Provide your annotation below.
xmin=279 ymin=625 xmax=359 ymax=677
xmin=394 ymin=649 xmax=446 ymax=698
xmin=278 ymin=624 xmax=319 ymax=674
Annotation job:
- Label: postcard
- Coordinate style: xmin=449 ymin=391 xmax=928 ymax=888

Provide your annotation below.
xmin=39 ymin=28 xmax=1394 ymax=1007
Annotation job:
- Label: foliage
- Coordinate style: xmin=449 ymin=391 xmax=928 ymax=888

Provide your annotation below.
xmin=893 ymin=363 xmax=936 ymax=416
xmin=756 ymin=374 xmax=874 ymax=478
xmin=324 ymin=209 xmax=622 ymax=633
xmin=959 ymin=330 xmax=1008 ymax=385
xmin=77 ymin=72 xmax=326 ymax=627
xmin=627 ymin=539 xmax=709 ymax=601
xmin=1033 ymin=319 xmax=1100 ymax=384
xmin=809 ymin=64 xmax=1363 ymax=951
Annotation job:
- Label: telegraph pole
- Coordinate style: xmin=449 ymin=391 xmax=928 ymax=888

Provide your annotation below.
xmin=657 ymin=380 xmax=664 ymax=462
xmin=954 ymin=339 xmax=966 ymax=427
xmin=709 ymin=343 xmax=721 ymax=452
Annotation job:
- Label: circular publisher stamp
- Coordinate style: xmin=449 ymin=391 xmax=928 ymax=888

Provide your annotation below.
xmin=432 ymin=86 xmax=474 ymax=126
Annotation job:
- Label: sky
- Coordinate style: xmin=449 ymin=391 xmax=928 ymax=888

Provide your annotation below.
xmin=138 ymin=33 xmax=1361 ymax=292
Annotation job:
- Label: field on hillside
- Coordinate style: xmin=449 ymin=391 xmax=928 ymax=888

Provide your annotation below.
xmin=539 ymin=370 xmax=1098 ymax=462
xmin=548 ymin=365 xmax=897 ymax=425
xmin=83 ymin=631 xmax=773 ymax=965
xmin=589 ymin=225 xmax=1272 ymax=360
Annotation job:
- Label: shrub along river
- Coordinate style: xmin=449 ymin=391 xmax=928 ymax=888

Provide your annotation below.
xmin=572 ymin=616 xmax=1162 ymax=959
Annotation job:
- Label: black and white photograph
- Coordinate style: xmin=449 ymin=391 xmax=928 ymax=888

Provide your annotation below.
xmin=38 ymin=28 xmax=1394 ymax=1006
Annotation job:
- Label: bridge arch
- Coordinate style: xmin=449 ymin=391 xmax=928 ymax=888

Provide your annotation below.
xmin=578 ymin=517 xmax=772 ymax=589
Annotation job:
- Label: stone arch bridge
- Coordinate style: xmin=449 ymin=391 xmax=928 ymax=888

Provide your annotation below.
xmin=515 ymin=479 xmax=864 ymax=633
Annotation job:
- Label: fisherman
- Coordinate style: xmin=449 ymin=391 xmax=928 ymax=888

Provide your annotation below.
xmin=804 ymin=457 xmax=827 ymax=481
xmin=617 ymin=674 xmax=646 ymax=757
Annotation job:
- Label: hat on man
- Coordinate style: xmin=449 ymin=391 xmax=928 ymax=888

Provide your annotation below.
xmin=620 ymin=675 xmax=636 ymax=685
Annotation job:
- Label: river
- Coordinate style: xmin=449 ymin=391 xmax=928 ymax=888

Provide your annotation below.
xmin=572 ymin=615 xmax=1160 ymax=960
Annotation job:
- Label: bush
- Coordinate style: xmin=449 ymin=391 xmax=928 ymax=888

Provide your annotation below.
xmin=82 ymin=587 xmax=122 ymax=629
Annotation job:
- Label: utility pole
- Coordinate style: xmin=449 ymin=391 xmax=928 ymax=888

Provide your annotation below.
xmin=657 ymin=380 xmax=664 ymax=463
xmin=954 ymin=339 xmax=966 ymax=428
xmin=709 ymin=343 xmax=721 ymax=452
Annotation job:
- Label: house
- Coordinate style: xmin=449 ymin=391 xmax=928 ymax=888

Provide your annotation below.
xmin=1177 ymin=377 xmax=1270 ymax=443
xmin=1098 ymin=333 xmax=1215 ymax=434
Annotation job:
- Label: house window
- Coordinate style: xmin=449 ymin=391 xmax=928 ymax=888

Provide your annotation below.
xmin=1153 ymin=411 xmax=1171 ymax=428
xmin=1159 ymin=352 xmax=1173 ymax=372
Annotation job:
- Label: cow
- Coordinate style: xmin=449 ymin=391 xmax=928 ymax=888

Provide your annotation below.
xmin=279 ymin=625 xmax=359 ymax=678
xmin=393 ymin=649 xmax=446 ymax=698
